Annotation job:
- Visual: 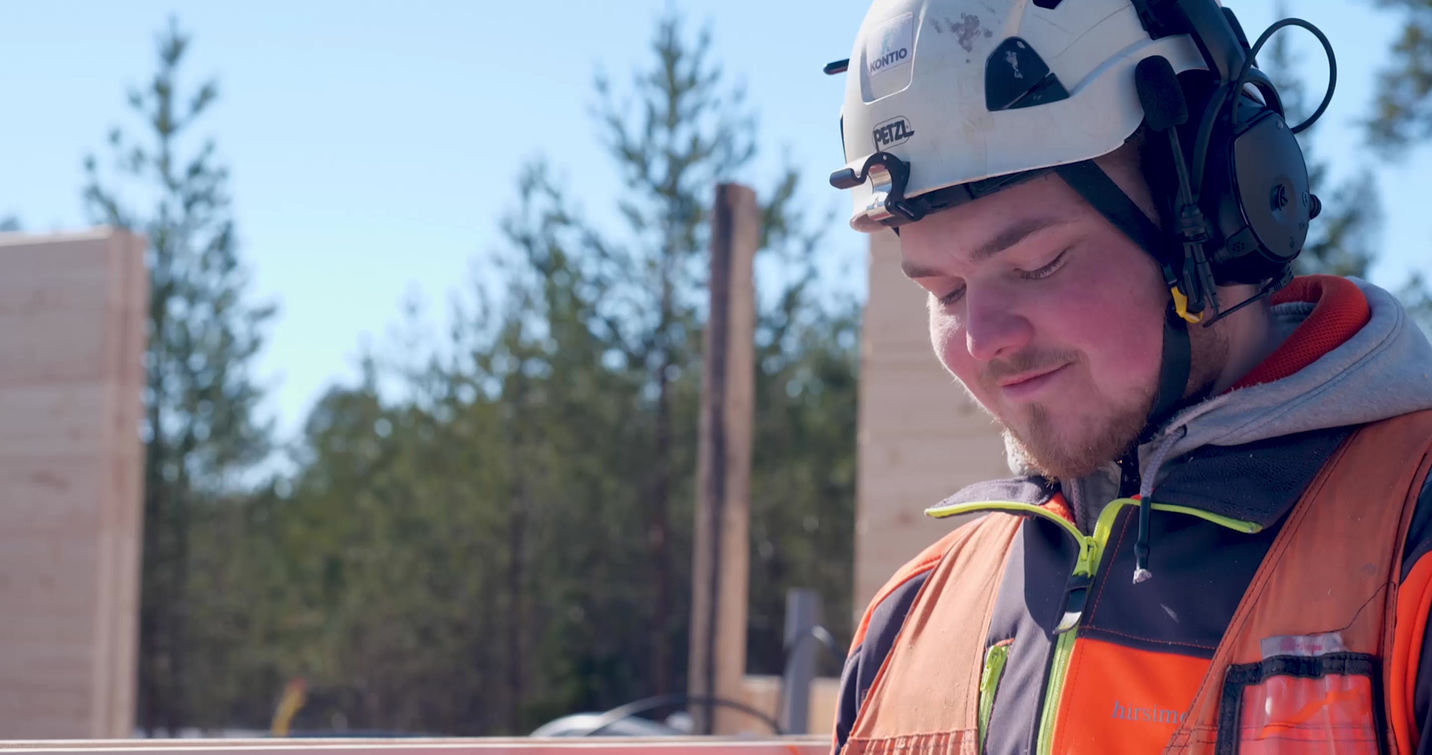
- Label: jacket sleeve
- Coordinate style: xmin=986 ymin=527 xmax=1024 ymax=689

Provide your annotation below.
xmin=1401 ymin=473 xmax=1432 ymax=753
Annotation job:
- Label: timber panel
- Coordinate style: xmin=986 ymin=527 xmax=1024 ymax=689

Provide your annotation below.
xmin=0 ymin=230 xmax=146 ymax=739
xmin=854 ymin=231 xmax=1007 ymax=617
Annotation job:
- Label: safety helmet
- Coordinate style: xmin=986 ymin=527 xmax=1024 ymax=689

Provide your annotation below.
xmin=833 ymin=0 xmax=1206 ymax=231
xmin=828 ymin=0 xmax=1329 ymax=308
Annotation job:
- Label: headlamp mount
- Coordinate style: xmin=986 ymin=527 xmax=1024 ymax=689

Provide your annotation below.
xmin=830 ymin=151 xmax=926 ymax=227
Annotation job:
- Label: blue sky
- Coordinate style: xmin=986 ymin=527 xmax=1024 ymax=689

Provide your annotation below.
xmin=1 ymin=1 xmax=1426 ymax=444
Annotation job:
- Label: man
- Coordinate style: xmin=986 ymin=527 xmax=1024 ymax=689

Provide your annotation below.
xmin=826 ymin=0 xmax=1432 ymax=753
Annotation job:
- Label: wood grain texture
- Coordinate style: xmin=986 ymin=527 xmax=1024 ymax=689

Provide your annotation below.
xmin=0 ymin=230 xmax=146 ymax=739
xmin=854 ymin=231 xmax=1007 ymax=618
xmin=689 ymin=185 xmax=759 ymax=736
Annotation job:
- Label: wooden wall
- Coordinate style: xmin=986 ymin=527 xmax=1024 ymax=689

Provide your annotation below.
xmin=0 ymin=229 xmax=147 ymax=738
xmin=0 ymin=224 xmax=1005 ymax=741
xmin=853 ymin=230 xmax=1007 ymax=616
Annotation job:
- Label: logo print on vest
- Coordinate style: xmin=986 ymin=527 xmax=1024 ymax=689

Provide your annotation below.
xmin=1111 ymin=700 xmax=1187 ymax=725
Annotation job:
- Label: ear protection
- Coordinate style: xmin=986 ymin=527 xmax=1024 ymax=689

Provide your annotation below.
xmin=1131 ymin=0 xmax=1333 ymax=319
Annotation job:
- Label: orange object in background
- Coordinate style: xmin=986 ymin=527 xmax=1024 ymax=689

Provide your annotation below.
xmin=269 ymin=679 xmax=308 ymax=737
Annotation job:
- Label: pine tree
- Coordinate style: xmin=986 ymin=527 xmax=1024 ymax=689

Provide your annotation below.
xmin=82 ymin=17 xmax=275 ymax=733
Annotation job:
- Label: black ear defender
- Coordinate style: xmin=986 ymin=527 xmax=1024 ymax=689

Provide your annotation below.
xmin=1133 ymin=0 xmax=1336 ymax=324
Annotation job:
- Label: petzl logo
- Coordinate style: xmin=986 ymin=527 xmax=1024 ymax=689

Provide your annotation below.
xmin=873 ymin=117 xmax=915 ymax=149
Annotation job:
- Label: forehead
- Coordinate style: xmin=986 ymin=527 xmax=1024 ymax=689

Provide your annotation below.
xmin=897 ymin=174 xmax=1093 ymax=275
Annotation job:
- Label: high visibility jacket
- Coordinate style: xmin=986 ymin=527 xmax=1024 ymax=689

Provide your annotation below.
xmin=835 ymin=411 xmax=1432 ymax=754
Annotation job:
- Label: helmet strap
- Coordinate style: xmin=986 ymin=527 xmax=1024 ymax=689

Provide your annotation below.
xmin=1052 ymin=160 xmax=1195 ymax=441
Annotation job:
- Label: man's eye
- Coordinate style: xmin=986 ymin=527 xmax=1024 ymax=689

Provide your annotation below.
xmin=1020 ymin=250 xmax=1068 ymax=280
xmin=937 ymin=285 xmax=965 ymax=306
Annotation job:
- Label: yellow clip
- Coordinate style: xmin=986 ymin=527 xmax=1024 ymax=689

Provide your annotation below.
xmin=1171 ymin=287 xmax=1203 ymax=324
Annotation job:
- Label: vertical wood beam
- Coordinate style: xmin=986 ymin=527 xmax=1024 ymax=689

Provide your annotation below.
xmin=688 ymin=184 xmax=759 ymax=735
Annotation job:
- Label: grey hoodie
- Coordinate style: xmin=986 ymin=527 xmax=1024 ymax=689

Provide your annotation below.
xmin=1050 ymin=278 xmax=1432 ymax=533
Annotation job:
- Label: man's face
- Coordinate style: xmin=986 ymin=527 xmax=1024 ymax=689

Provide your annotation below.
xmin=898 ymin=173 xmax=1168 ymax=480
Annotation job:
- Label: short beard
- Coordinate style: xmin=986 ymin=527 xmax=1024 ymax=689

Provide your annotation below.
xmin=1002 ymin=391 xmax=1151 ymax=481
xmin=999 ymin=320 xmax=1230 ymax=482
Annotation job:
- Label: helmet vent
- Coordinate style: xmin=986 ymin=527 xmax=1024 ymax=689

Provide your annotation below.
xmin=984 ymin=37 xmax=1069 ymax=111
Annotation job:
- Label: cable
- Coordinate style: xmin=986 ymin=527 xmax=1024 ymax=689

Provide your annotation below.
xmin=583 ymin=693 xmax=783 ymax=736
xmin=1191 ymin=16 xmax=1337 ymax=196
xmin=1236 ymin=18 xmax=1337 ymax=134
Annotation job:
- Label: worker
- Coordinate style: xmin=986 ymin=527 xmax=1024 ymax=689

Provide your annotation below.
xmin=825 ymin=0 xmax=1432 ymax=752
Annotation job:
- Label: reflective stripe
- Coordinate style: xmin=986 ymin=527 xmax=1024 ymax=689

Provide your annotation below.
xmin=979 ymin=641 xmax=1012 ymax=752
xmin=926 ymin=498 xmax=1261 ymax=754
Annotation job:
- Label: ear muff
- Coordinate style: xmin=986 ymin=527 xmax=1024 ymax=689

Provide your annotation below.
xmin=1169 ymin=71 xmax=1313 ymax=286
xmin=1200 ymin=92 xmax=1312 ymax=284
xmin=1138 ymin=2 xmax=1317 ymax=290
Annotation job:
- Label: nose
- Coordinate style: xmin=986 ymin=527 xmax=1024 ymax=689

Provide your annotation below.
xmin=963 ymin=287 xmax=1032 ymax=362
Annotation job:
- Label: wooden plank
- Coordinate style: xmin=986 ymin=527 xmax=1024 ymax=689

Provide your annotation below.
xmin=0 ymin=455 xmax=106 ymax=532
xmin=94 ymin=231 xmax=146 ymax=739
xmin=688 ymin=184 xmax=759 ymax=736
xmin=0 ymin=385 xmax=110 ymax=457
xmin=853 ymin=230 xmax=1008 ymax=615
xmin=0 ymin=230 xmax=146 ymax=739
xmin=0 ymin=312 xmax=111 ymax=384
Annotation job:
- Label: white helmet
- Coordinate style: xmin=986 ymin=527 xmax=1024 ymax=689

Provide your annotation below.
xmin=832 ymin=0 xmax=1207 ymax=232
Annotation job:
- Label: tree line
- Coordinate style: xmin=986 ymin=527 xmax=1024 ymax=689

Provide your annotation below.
xmin=78 ymin=14 xmax=854 ymax=735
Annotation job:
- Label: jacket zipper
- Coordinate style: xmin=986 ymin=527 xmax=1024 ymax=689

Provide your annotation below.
xmin=926 ymin=498 xmax=1261 ymax=755
xmin=978 ymin=641 xmax=1011 ymax=752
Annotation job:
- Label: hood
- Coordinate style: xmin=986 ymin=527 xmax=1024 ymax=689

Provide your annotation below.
xmin=1137 ymin=277 xmax=1432 ymax=492
xmin=1044 ymin=276 xmax=1432 ymax=532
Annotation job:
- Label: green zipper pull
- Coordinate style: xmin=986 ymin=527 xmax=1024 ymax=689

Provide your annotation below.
xmin=979 ymin=642 xmax=1011 ymax=753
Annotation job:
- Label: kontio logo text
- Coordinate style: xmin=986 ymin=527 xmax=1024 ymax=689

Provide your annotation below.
xmin=868 ymin=46 xmax=908 ymax=73
xmin=865 ymin=14 xmax=914 ymax=78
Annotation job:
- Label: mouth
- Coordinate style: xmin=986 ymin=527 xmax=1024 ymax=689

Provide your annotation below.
xmin=996 ymin=363 xmax=1071 ymax=400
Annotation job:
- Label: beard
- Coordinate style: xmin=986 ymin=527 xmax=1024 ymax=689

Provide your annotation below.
xmin=985 ymin=323 xmax=1228 ymax=482
xmin=1000 ymin=385 xmax=1153 ymax=481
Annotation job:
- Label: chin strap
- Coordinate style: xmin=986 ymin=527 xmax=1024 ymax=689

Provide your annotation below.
xmin=1054 ymin=160 xmax=1193 ymax=433
xmin=1149 ymin=305 xmax=1194 ymax=436
xmin=1055 ymin=160 xmax=1196 ymax=587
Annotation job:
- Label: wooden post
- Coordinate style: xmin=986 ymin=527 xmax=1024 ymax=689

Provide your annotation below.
xmin=688 ymin=183 xmax=759 ymax=736
xmin=0 ymin=229 xmax=147 ymax=738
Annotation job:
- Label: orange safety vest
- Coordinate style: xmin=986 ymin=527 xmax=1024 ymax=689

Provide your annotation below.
xmin=841 ymin=410 xmax=1432 ymax=754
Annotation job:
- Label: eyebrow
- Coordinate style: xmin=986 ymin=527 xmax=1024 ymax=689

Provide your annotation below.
xmin=900 ymin=215 xmax=1074 ymax=279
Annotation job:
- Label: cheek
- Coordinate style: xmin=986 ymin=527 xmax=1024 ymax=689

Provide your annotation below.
xmin=927 ymin=300 xmax=993 ymax=398
xmin=928 ymin=300 xmax=971 ymax=372
xmin=924 ymin=246 xmax=1168 ymax=397
xmin=1060 ymin=267 xmax=1167 ymax=389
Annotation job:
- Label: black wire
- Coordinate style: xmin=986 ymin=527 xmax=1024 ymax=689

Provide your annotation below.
xmin=584 ymin=627 xmax=842 ymax=738
xmin=1191 ymin=16 xmax=1337 ymax=196
xmin=583 ymin=693 xmax=783 ymax=737
xmin=1236 ymin=18 xmax=1337 ymax=134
